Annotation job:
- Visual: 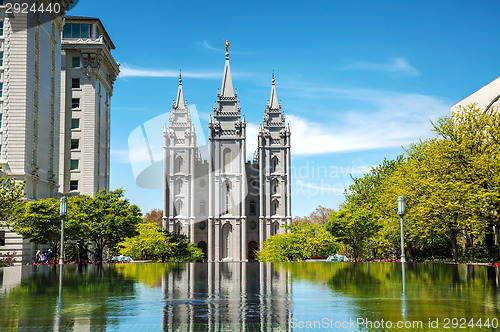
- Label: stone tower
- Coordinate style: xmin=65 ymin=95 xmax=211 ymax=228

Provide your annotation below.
xmin=163 ymin=75 xmax=198 ymax=237
xmin=207 ymin=50 xmax=248 ymax=261
xmin=257 ymin=74 xmax=292 ymax=250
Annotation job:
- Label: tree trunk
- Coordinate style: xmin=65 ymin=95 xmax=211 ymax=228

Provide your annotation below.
xmin=450 ymin=228 xmax=459 ymax=263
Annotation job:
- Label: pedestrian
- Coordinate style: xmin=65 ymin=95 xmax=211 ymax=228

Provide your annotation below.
xmin=35 ymin=250 xmax=41 ymax=263
xmin=47 ymin=249 xmax=53 ymax=263
xmin=40 ymin=251 xmax=47 ymax=263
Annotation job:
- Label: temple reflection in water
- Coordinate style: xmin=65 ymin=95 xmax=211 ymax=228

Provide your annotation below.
xmin=161 ymin=262 xmax=292 ymax=331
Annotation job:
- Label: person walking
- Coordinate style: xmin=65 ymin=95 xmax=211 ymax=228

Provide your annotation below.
xmin=46 ymin=249 xmax=53 ymax=263
xmin=40 ymin=251 xmax=47 ymax=263
xmin=35 ymin=250 xmax=41 ymax=263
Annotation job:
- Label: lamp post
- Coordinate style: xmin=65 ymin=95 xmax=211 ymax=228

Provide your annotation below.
xmin=397 ymin=196 xmax=406 ymax=263
xmin=59 ymin=197 xmax=67 ymax=265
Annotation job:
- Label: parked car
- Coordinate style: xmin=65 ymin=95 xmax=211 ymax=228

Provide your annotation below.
xmin=111 ymin=255 xmax=134 ymax=263
xmin=326 ymin=254 xmax=348 ymax=262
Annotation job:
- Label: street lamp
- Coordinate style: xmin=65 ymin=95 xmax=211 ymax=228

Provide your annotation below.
xmin=59 ymin=197 xmax=67 ymax=265
xmin=397 ymin=196 xmax=406 ymax=263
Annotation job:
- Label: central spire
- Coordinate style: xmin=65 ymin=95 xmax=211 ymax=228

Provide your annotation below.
xmin=220 ymin=49 xmax=234 ymax=98
xmin=269 ymin=72 xmax=279 ymax=109
xmin=175 ymin=72 xmax=185 ymax=109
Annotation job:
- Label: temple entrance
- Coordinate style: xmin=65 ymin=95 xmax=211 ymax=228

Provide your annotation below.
xmin=248 ymin=241 xmax=258 ymax=261
xmin=197 ymin=241 xmax=207 ymax=261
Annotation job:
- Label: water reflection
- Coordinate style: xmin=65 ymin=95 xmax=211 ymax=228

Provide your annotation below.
xmin=160 ymin=263 xmax=292 ymax=331
xmin=1 ymin=262 xmax=499 ymax=331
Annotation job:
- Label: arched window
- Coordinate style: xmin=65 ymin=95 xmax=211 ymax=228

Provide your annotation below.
xmin=271 ymin=178 xmax=279 ymax=195
xmin=222 ymin=223 xmax=232 ymax=258
xmin=197 ymin=241 xmax=207 ymax=261
xmin=271 ymin=156 xmax=279 ymax=173
xmin=224 ymin=181 xmax=231 ymax=215
xmin=223 ymin=148 xmax=231 ymax=173
xmin=175 ymin=156 xmax=183 ymax=173
xmin=175 ymin=179 xmax=182 ymax=195
xmin=175 ymin=199 xmax=183 ymax=215
xmin=272 ymin=200 xmax=279 ymax=216
xmin=249 ymin=200 xmax=256 ymax=216
xmin=273 ymin=222 xmax=279 ymax=235
xmin=248 ymin=241 xmax=258 ymax=261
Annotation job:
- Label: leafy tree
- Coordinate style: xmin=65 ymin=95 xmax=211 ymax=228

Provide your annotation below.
xmin=293 ymin=205 xmax=336 ymax=225
xmin=257 ymin=223 xmax=340 ymax=262
xmin=75 ymin=189 xmax=142 ymax=262
xmin=143 ymin=209 xmax=164 ymax=227
xmin=0 ymin=167 xmax=25 ymax=222
xmin=326 ymin=207 xmax=380 ymax=260
xmin=118 ymin=222 xmax=203 ymax=262
xmin=9 ymin=198 xmax=64 ymax=258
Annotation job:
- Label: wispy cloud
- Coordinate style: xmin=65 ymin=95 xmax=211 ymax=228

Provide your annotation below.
xmin=197 ymin=40 xmax=222 ymax=53
xmin=119 ymin=64 xmax=220 ymax=78
xmin=338 ymin=57 xmax=419 ymax=76
xmin=282 ymin=85 xmax=449 ymax=156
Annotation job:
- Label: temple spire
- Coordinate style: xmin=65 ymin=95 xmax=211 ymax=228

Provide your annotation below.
xmin=269 ymin=72 xmax=279 ymax=109
xmin=220 ymin=49 xmax=234 ymax=97
xmin=175 ymin=72 xmax=185 ymax=109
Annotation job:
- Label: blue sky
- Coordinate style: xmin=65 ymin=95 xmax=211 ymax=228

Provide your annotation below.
xmin=69 ymin=0 xmax=500 ymax=218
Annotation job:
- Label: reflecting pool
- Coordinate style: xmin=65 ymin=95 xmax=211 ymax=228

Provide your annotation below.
xmin=0 ymin=262 xmax=499 ymax=331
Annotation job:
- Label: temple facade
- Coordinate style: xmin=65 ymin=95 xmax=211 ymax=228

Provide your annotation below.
xmin=163 ymin=51 xmax=291 ymax=261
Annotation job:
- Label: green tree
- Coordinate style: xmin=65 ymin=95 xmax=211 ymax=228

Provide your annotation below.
xmin=257 ymin=223 xmax=340 ymax=262
xmin=75 ymin=189 xmax=142 ymax=262
xmin=9 ymin=198 xmax=64 ymax=257
xmin=118 ymin=222 xmax=203 ymax=262
xmin=0 ymin=167 xmax=25 ymax=222
xmin=326 ymin=207 xmax=380 ymax=261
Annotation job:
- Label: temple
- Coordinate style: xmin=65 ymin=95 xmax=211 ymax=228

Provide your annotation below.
xmin=163 ymin=50 xmax=291 ymax=261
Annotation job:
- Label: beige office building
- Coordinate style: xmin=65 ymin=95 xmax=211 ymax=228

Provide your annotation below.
xmin=0 ymin=11 xmax=118 ymax=263
xmin=59 ymin=16 xmax=119 ymax=196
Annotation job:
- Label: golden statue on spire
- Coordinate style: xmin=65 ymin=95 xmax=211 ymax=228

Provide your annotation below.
xmin=224 ymin=39 xmax=230 ymax=52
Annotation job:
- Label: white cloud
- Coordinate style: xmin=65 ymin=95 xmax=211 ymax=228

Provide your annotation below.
xmin=339 ymin=57 xmax=419 ymax=76
xmin=119 ymin=64 xmax=220 ymax=78
xmin=284 ymin=86 xmax=449 ymax=156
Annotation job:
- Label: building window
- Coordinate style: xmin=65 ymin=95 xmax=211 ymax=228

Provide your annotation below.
xmin=272 ymin=200 xmax=279 ymax=215
xmin=223 ymin=148 xmax=231 ymax=173
xmin=72 ymin=57 xmax=81 ymax=68
xmin=63 ymin=23 xmax=90 ymax=39
xmin=200 ymin=201 xmax=206 ymax=215
xmin=175 ymin=179 xmax=182 ymax=195
xmin=0 ymin=83 xmax=3 ymax=98
xmin=249 ymin=201 xmax=256 ymax=215
xmin=0 ymin=52 xmax=3 ymax=67
xmin=271 ymin=178 xmax=279 ymax=195
xmin=199 ymin=221 xmax=206 ymax=230
xmin=71 ymin=118 xmax=80 ymax=129
xmin=70 ymin=159 xmax=79 ymax=170
xmin=249 ymin=221 xmax=257 ymax=230
xmin=72 ymin=78 xmax=80 ymax=89
xmin=0 ymin=21 xmax=3 ymax=36
xmin=0 ymin=114 xmax=2 ymax=128
xmin=271 ymin=156 xmax=279 ymax=173
xmin=70 ymin=180 xmax=78 ymax=191
xmin=174 ymin=199 xmax=182 ymax=215
xmin=175 ymin=156 xmax=183 ymax=173
xmin=0 ymin=230 xmax=5 ymax=246
xmin=71 ymin=98 xmax=80 ymax=109
xmin=224 ymin=183 xmax=231 ymax=214
xmin=71 ymin=139 xmax=79 ymax=150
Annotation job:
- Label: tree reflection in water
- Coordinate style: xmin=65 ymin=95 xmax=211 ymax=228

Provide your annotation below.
xmin=0 ymin=262 xmax=499 ymax=331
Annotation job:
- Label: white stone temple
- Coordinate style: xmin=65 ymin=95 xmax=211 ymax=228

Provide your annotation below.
xmin=163 ymin=50 xmax=292 ymax=261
